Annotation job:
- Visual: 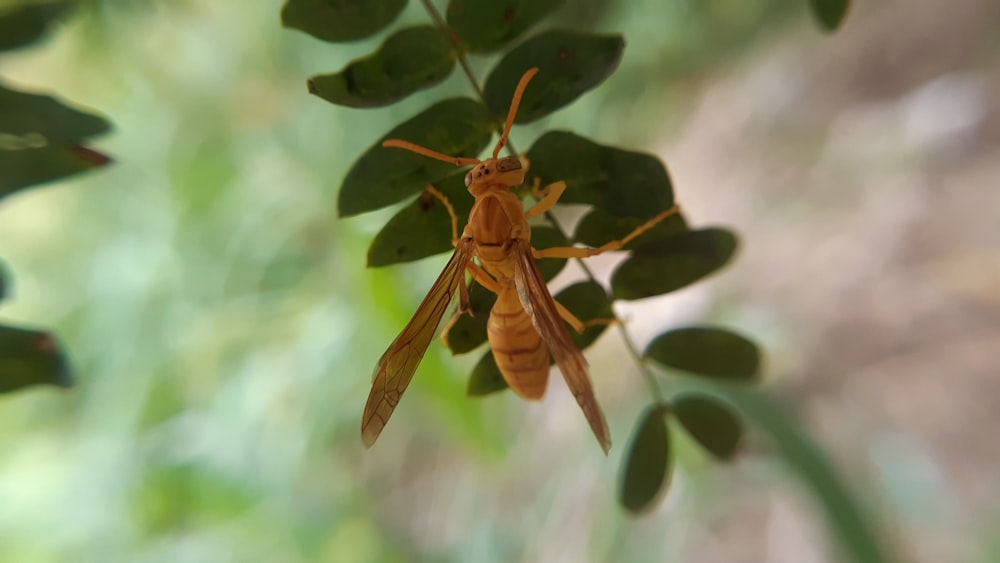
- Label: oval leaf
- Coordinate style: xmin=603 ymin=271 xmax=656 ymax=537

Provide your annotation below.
xmin=574 ymin=207 xmax=688 ymax=251
xmin=0 ymin=325 xmax=73 ymax=393
xmin=483 ymin=30 xmax=624 ymax=124
xmin=444 ymin=282 xmax=496 ymax=355
xmin=0 ymin=1 xmax=75 ymax=52
xmin=338 ymin=98 xmax=494 ymax=217
xmin=644 ymin=326 xmax=760 ymax=383
xmin=467 ymin=351 xmax=508 ymax=396
xmin=1 ymin=145 xmax=112 ymax=198
xmin=809 ymin=0 xmax=850 ymax=32
xmin=554 ymin=281 xmax=613 ymax=352
xmin=619 ymin=404 xmax=672 ymax=514
xmin=280 ymin=0 xmax=407 ymax=42
xmin=446 ymin=0 xmax=564 ymax=54
xmin=367 ymin=172 xmax=471 ymax=266
xmin=0 ymin=84 xmax=111 ymax=146
xmin=527 ymin=131 xmax=674 ymax=217
xmin=672 ymin=393 xmax=743 ymax=461
xmin=308 ymin=26 xmax=455 ymax=108
xmin=611 ymin=228 xmax=738 ymax=300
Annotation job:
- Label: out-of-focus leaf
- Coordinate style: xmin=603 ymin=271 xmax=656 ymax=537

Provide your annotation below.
xmin=611 ymin=228 xmax=737 ymax=300
xmin=446 ymin=0 xmax=563 ymax=54
xmin=280 ymin=0 xmax=407 ymax=42
xmin=672 ymin=393 xmax=743 ymax=461
xmin=530 ymin=225 xmax=569 ymax=281
xmin=619 ymin=404 xmax=672 ymax=514
xmin=444 ymin=282 xmax=496 ymax=355
xmin=0 ymin=259 xmax=8 ymax=303
xmin=308 ymin=26 xmax=455 ymax=108
xmin=467 ymin=351 xmax=508 ymax=396
xmin=0 ymin=324 xmax=73 ymax=393
xmin=338 ymin=98 xmax=494 ymax=217
xmin=554 ymin=281 xmax=613 ymax=352
xmin=0 ymin=145 xmax=112 ymax=198
xmin=645 ymin=326 xmax=760 ymax=383
xmin=527 ymin=131 xmax=674 ymax=217
xmin=0 ymin=84 xmax=111 ymax=146
xmin=574 ymin=207 xmax=688 ymax=251
xmin=697 ymin=383 xmax=888 ymax=563
xmin=809 ymin=0 xmax=850 ymax=32
xmin=0 ymin=1 xmax=74 ymax=52
xmin=483 ymin=30 xmax=624 ymax=123
xmin=368 ymin=172 xmax=471 ymax=266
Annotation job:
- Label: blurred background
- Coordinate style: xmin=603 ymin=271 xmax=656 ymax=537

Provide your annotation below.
xmin=1 ymin=0 xmax=998 ymax=561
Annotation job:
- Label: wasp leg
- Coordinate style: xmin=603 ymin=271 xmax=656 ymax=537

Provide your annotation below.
xmin=532 ymin=204 xmax=681 ymax=259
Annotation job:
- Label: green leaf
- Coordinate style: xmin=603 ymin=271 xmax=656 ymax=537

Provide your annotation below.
xmin=554 ymin=281 xmax=613 ymax=351
xmin=0 ymin=84 xmax=111 ymax=146
xmin=527 ymin=131 xmax=674 ymax=218
xmin=619 ymin=404 xmax=672 ymax=514
xmin=367 ymin=172 xmax=471 ymax=266
xmin=611 ymin=228 xmax=738 ymax=300
xmin=645 ymin=326 xmax=760 ymax=383
xmin=0 ymin=259 xmax=8 ymax=303
xmin=338 ymin=98 xmax=495 ymax=217
xmin=0 ymin=145 xmax=112 ymax=198
xmin=444 ymin=282 xmax=496 ymax=355
xmin=308 ymin=26 xmax=455 ymax=108
xmin=467 ymin=351 xmax=508 ymax=396
xmin=530 ymin=225 xmax=569 ymax=282
xmin=672 ymin=393 xmax=743 ymax=461
xmin=446 ymin=0 xmax=564 ymax=54
xmin=809 ymin=0 xmax=850 ymax=32
xmin=483 ymin=30 xmax=624 ymax=124
xmin=0 ymin=1 xmax=74 ymax=52
xmin=574 ymin=207 xmax=688 ymax=251
xmin=0 ymin=324 xmax=73 ymax=393
xmin=692 ymin=383 xmax=888 ymax=563
xmin=280 ymin=0 xmax=407 ymax=42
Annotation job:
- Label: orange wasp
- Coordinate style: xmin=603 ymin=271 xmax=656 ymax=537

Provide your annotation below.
xmin=361 ymin=67 xmax=679 ymax=453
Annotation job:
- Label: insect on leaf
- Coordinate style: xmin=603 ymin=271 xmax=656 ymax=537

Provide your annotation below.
xmin=672 ymin=393 xmax=744 ymax=461
xmin=809 ymin=0 xmax=850 ymax=32
xmin=0 ymin=325 xmax=73 ymax=394
xmin=611 ymin=228 xmax=738 ymax=300
xmin=281 ymin=0 xmax=407 ymax=43
xmin=467 ymin=352 xmax=508 ymax=396
xmin=619 ymin=404 xmax=672 ymax=514
xmin=484 ymin=30 xmax=624 ymax=124
xmin=446 ymin=0 xmax=564 ymax=54
xmin=0 ymin=1 xmax=75 ymax=52
xmin=338 ymin=98 xmax=494 ymax=217
xmin=527 ymin=131 xmax=674 ymax=218
xmin=308 ymin=26 xmax=456 ymax=108
xmin=645 ymin=326 xmax=760 ymax=383
xmin=367 ymin=172 xmax=471 ymax=267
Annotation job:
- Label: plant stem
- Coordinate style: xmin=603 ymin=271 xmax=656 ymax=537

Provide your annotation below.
xmin=418 ymin=0 xmax=664 ymax=403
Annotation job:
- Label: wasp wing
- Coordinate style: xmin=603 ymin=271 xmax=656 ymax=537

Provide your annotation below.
xmin=361 ymin=239 xmax=475 ymax=448
xmin=512 ymin=238 xmax=612 ymax=454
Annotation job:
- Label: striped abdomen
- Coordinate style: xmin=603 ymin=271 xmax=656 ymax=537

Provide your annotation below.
xmin=487 ymin=287 xmax=550 ymax=400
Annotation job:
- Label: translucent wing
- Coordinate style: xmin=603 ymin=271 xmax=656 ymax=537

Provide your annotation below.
xmin=511 ymin=238 xmax=612 ymax=454
xmin=362 ymin=240 xmax=475 ymax=447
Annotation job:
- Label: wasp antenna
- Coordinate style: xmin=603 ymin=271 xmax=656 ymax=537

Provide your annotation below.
xmin=383 ymin=139 xmax=481 ymax=167
xmin=493 ymin=67 xmax=540 ymax=160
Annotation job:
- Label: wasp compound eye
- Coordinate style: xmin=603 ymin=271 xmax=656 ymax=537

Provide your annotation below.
xmin=496 ymin=157 xmax=522 ymax=173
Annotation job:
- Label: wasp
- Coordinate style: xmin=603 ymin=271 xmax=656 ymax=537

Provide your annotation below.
xmin=362 ymin=68 xmax=679 ymax=453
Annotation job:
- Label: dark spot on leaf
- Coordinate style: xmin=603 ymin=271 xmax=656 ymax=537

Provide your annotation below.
xmin=418 ymin=191 xmax=436 ymax=211
xmin=36 ymin=336 xmax=54 ymax=353
xmin=71 ymin=145 xmax=111 ymax=166
xmin=396 ymin=245 xmax=407 ymax=256
xmin=557 ymin=47 xmax=570 ymax=62
xmin=504 ymin=8 xmax=515 ymax=21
